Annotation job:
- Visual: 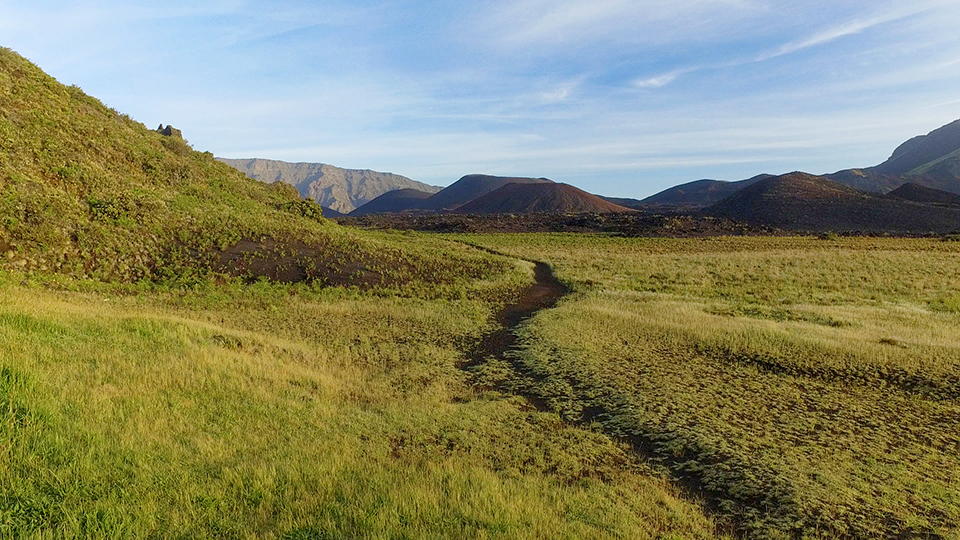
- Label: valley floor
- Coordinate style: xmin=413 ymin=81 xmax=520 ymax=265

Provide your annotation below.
xmin=0 ymin=237 xmax=721 ymax=539
xmin=3 ymin=233 xmax=959 ymax=539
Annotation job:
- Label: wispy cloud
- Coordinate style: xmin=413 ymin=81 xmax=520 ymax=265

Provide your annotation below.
xmin=633 ymin=70 xmax=686 ymax=88
xmin=759 ymin=7 xmax=931 ymax=60
xmin=539 ymin=81 xmax=581 ymax=103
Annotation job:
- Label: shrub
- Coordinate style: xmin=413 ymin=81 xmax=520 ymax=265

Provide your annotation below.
xmin=278 ymin=199 xmax=324 ymax=222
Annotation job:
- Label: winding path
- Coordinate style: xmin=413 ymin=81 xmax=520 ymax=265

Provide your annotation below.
xmin=461 ymin=247 xmax=570 ymax=385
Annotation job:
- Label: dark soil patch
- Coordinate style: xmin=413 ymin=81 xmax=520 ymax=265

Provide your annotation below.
xmin=215 ymin=236 xmax=387 ymax=287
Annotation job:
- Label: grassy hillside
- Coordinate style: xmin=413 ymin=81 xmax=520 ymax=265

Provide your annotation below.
xmin=458 ymin=234 xmax=960 ymax=539
xmin=0 ymin=47 xmax=495 ymax=290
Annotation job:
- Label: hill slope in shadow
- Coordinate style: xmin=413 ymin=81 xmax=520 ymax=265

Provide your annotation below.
xmin=641 ymin=174 xmax=773 ymax=207
xmin=887 ymin=183 xmax=960 ymax=207
xmin=706 ymin=173 xmax=960 ymax=233
xmin=349 ymin=188 xmax=435 ymax=216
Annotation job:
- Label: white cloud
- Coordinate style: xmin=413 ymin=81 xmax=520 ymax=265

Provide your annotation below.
xmin=759 ymin=6 xmax=934 ymax=60
xmin=539 ymin=80 xmax=583 ymax=103
xmin=634 ymin=71 xmax=682 ymax=88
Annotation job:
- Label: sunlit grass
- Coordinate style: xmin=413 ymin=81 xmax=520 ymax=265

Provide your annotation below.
xmin=0 ymin=265 xmax=723 ymax=539
xmin=460 ymin=233 xmax=960 ymax=539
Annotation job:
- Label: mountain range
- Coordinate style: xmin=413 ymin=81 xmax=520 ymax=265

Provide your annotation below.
xmin=339 ymin=117 xmax=960 ymax=224
xmin=218 ymin=158 xmax=441 ymax=214
xmin=643 ymin=119 xmax=960 ymax=206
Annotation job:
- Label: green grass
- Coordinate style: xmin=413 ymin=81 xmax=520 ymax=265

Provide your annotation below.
xmin=0 ymin=263 xmax=724 ymax=539
xmin=458 ymin=234 xmax=960 ymax=539
xmin=905 ymin=147 xmax=960 ymax=177
xmin=3 ymin=47 xmax=727 ymax=538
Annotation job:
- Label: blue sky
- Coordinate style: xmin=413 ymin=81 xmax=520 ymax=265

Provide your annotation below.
xmin=3 ymin=0 xmax=960 ymax=197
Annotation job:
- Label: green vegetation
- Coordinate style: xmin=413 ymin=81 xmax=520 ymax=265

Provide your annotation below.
xmin=0 ymin=47 xmax=499 ymax=289
xmin=0 ymin=47 xmax=724 ymax=538
xmin=906 ymin=147 xmax=960 ymax=177
xmin=5 ymin=44 xmax=959 ymax=539
xmin=0 ymin=265 xmax=722 ymax=539
xmin=458 ymin=234 xmax=960 ymax=539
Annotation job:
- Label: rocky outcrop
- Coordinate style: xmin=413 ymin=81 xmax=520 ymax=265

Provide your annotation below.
xmin=156 ymin=124 xmax=182 ymax=138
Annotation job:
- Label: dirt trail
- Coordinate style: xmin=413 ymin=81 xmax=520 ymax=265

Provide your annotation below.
xmin=462 ymin=250 xmax=569 ymax=381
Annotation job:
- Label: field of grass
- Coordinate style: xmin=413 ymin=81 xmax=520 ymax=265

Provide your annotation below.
xmin=457 ymin=234 xmax=960 ymax=539
xmin=14 ymin=40 xmax=959 ymax=539
xmin=2 ymin=46 xmax=732 ymax=538
xmin=0 ymin=242 xmax=724 ymax=539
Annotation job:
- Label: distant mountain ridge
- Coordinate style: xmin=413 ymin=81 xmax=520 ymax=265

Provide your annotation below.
xmin=348 ymin=174 xmax=556 ymax=215
xmin=825 ymin=121 xmax=960 ymax=194
xmin=642 ymin=119 xmax=960 ymax=207
xmin=873 ymin=120 xmax=960 ymax=176
xmin=218 ymin=158 xmax=441 ymax=214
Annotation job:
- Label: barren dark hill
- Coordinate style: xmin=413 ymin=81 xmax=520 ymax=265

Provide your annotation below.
xmin=707 ymin=172 xmax=960 ymax=233
xmin=423 ymin=174 xmax=553 ymax=211
xmin=218 ymin=158 xmax=441 ymax=214
xmin=887 ymin=183 xmax=960 ymax=206
xmin=599 ymin=196 xmax=647 ymax=210
xmin=349 ymin=188 xmax=434 ymax=216
xmin=641 ymin=174 xmax=773 ymax=207
xmin=455 ymin=183 xmax=634 ymax=214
